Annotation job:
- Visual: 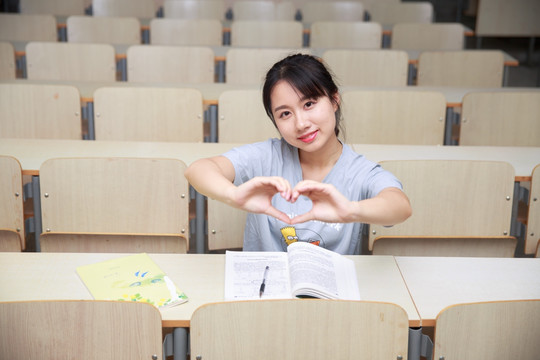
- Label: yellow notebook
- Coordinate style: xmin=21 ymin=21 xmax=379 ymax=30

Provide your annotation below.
xmin=77 ymin=253 xmax=188 ymax=309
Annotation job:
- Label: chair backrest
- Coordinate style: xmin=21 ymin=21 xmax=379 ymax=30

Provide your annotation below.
xmin=417 ymin=50 xmax=505 ymax=87
xmin=391 ymin=22 xmax=465 ymax=50
xmin=232 ymin=1 xmax=296 ymax=21
xmin=225 ymin=47 xmax=311 ymax=84
xmin=19 ymin=0 xmax=85 ymax=16
xmin=433 ymin=300 xmax=540 ymax=360
xmin=367 ymin=2 xmax=434 ymax=25
xmin=528 ymin=164 xmax=540 ymax=255
xmin=300 ymin=1 xmax=365 ymax=23
xmin=322 ymin=49 xmax=408 ymax=86
xmin=39 ymin=157 xmax=190 ymax=252
xmin=25 ymin=41 xmax=116 ymax=81
xmin=218 ymin=89 xmax=280 ymax=142
xmin=150 ymin=18 xmax=223 ymax=46
xmin=459 ymin=91 xmax=540 ymax=146
xmin=67 ymin=15 xmax=142 ymax=45
xmin=92 ymin=0 xmax=156 ymax=18
xmin=341 ymin=90 xmax=446 ymax=144
xmin=0 ymin=83 xmax=82 ymax=139
xmin=310 ymin=21 xmax=382 ymax=49
xmin=0 ymin=300 xmax=163 ymax=360
xmin=163 ymin=0 xmax=226 ymax=20
xmin=0 ymin=156 xmax=24 ymax=251
xmin=368 ymin=160 xmax=516 ymax=252
xmin=93 ymin=86 xmax=204 ymax=142
xmin=126 ymin=45 xmax=215 ymax=83
xmin=207 ymin=198 xmax=247 ymax=250
xmin=0 ymin=13 xmax=57 ymax=42
xmin=191 ymin=299 xmax=409 ymax=360
xmin=0 ymin=42 xmax=16 ymax=80
xmin=230 ymin=20 xmax=303 ymax=48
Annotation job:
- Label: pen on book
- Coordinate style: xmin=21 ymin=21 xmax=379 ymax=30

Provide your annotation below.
xmin=259 ymin=265 xmax=269 ymax=298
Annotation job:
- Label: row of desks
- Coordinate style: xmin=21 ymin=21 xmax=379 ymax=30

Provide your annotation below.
xmin=2 ymin=252 xmax=539 ymax=359
xmin=2 ymin=138 xmax=538 ymax=181
xmin=1 ymin=138 xmax=539 ymax=254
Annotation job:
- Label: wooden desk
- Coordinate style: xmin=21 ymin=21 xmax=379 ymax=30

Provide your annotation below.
xmin=395 ymin=256 xmax=540 ymax=327
xmin=1 ymin=139 xmax=539 ymax=182
xmin=0 ymin=252 xmax=420 ymax=358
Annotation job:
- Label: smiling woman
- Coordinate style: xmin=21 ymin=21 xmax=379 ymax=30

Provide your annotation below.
xmin=184 ymin=54 xmax=412 ymax=254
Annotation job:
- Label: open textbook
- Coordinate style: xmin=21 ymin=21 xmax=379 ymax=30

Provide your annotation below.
xmin=225 ymin=241 xmax=361 ymax=301
xmin=77 ymin=253 xmax=188 ymax=309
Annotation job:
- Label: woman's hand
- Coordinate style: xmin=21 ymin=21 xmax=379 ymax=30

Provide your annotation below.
xmin=289 ymin=181 xmax=412 ymax=226
xmin=289 ymin=180 xmax=353 ymax=224
xmin=230 ymin=176 xmax=293 ymax=224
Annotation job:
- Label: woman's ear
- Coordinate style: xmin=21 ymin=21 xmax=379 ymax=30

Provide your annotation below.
xmin=332 ymin=93 xmax=341 ymax=111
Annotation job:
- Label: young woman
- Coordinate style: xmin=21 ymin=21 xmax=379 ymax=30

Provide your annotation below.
xmin=185 ymin=54 xmax=412 ymax=254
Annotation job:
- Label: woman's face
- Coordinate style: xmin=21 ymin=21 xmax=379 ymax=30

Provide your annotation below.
xmin=270 ymin=80 xmax=339 ymax=152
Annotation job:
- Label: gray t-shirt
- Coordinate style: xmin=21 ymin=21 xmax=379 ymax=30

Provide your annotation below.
xmin=223 ymin=138 xmax=402 ymax=254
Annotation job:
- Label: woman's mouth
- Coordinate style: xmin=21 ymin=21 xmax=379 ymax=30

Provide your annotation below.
xmin=298 ymin=130 xmax=318 ymax=143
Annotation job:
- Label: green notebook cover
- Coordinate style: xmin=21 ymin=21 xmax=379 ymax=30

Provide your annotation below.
xmin=77 ymin=253 xmax=188 ymax=309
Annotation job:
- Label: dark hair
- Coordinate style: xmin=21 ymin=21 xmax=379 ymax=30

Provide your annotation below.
xmin=262 ymin=53 xmax=343 ymax=137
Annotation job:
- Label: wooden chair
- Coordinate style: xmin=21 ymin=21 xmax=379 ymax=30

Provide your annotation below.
xmin=39 ymin=157 xmax=190 ymax=253
xmin=300 ymin=1 xmax=365 ymax=23
xmin=0 ymin=83 xmax=83 ymax=139
xmin=163 ymin=0 xmax=226 ymax=21
xmin=322 ymin=49 xmax=409 ymax=86
xmin=459 ymin=91 xmax=540 ymax=146
xmin=309 ymin=21 xmax=382 ymax=49
xmin=433 ymin=300 xmax=540 ymax=360
xmin=207 ymin=198 xmax=247 ymax=251
xmin=0 ymin=13 xmax=57 ymax=42
xmin=369 ymin=160 xmax=517 ymax=256
xmin=67 ymin=15 xmax=142 ymax=45
xmin=341 ymin=90 xmax=446 ymax=145
xmin=527 ymin=164 xmax=540 ymax=255
xmin=126 ymin=45 xmax=215 ymax=83
xmin=0 ymin=156 xmax=24 ymax=251
xmin=150 ymin=18 xmax=223 ymax=46
xmin=217 ymin=89 xmax=280 ymax=142
xmin=225 ymin=47 xmax=311 ymax=84
xmin=19 ymin=0 xmax=85 ymax=16
xmin=367 ymin=2 xmax=434 ymax=25
xmin=416 ymin=50 xmax=505 ymax=87
xmin=93 ymin=86 xmax=204 ymax=142
xmin=230 ymin=20 xmax=303 ymax=48
xmin=92 ymin=0 xmax=157 ymax=18
xmin=0 ymin=300 xmax=163 ymax=360
xmin=25 ymin=41 xmax=116 ymax=82
xmin=191 ymin=299 xmax=409 ymax=360
xmin=391 ymin=22 xmax=465 ymax=50
xmin=0 ymin=42 xmax=16 ymax=80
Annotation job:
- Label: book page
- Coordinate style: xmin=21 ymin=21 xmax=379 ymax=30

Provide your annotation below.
xmin=224 ymin=251 xmax=292 ymax=300
xmin=287 ymin=242 xmax=361 ymax=300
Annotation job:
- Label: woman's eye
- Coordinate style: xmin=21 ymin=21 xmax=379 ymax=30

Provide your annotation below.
xmin=279 ymin=111 xmax=291 ymax=118
xmin=305 ymin=100 xmax=315 ymax=108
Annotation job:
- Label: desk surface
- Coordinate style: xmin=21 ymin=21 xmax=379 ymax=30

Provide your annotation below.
xmin=1 ymin=138 xmax=538 ymax=181
xmin=0 ymin=252 xmax=421 ymax=327
xmin=395 ymin=256 xmax=540 ymax=327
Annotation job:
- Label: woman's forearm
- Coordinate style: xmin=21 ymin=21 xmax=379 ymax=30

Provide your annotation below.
xmin=350 ymin=187 xmax=412 ymax=226
xmin=184 ymin=157 xmax=237 ymax=206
